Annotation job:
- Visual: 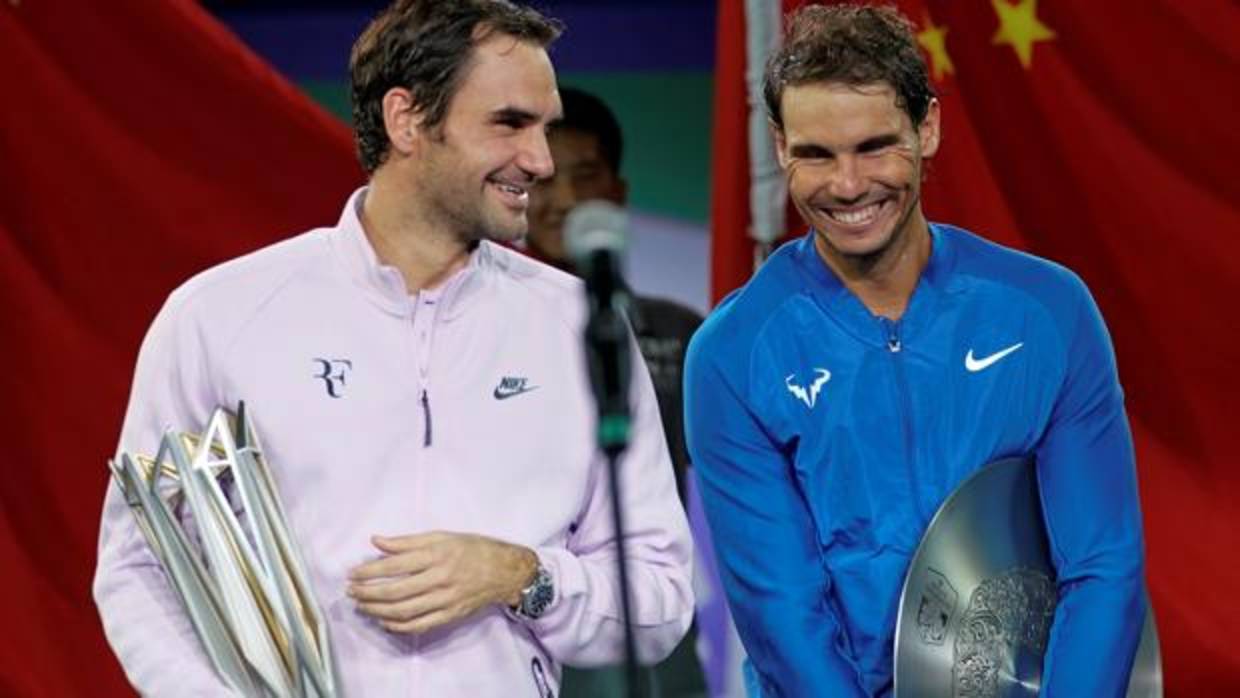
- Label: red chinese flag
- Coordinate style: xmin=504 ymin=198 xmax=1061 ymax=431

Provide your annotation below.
xmin=709 ymin=1 xmax=754 ymax=303
xmin=710 ymin=0 xmax=1240 ymax=693
xmin=0 ymin=1 xmax=360 ymax=694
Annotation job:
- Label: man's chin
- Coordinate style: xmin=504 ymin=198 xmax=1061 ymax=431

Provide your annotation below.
xmin=481 ymin=220 xmax=527 ymax=244
xmin=821 ymin=227 xmax=890 ymax=256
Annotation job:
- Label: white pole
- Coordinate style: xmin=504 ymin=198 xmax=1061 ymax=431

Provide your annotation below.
xmin=744 ymin=0 xmax=785 ymax=268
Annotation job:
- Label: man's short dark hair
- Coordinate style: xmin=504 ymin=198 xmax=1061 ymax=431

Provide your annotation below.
xmin=553 ymin=87 xmax=624 ymax=174
xmin=763 ymin=4 xmax=935 ymax=130
xmin=350 ymin=0 xmax=563 ymax=174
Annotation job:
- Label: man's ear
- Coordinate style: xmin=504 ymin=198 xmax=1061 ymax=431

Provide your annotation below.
xmin=771 ymin=121 xmax=789 ymax=170
xmin=382 ymin=87 xmax=422 ymax=158
xmin=917 ymin=98 xmax=942 ymax=160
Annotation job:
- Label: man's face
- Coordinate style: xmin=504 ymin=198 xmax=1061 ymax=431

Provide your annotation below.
xmin=527 ymin=128 xmax=626 ymax=262
xmin=411 ymin=34 xmax=561 ymax=244
xmin=776 ymin=82 xmax=940 ymax=269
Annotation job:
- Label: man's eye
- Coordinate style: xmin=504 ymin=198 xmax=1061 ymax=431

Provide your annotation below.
xmin=792 ymin=147 xmax=831 ymax=160
xmin=858 ymin=138 xmax=900 ymax=154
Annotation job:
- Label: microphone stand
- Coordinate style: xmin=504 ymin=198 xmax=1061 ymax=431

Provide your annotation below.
xmin=582 ymin=249 xmax=646 ymax=698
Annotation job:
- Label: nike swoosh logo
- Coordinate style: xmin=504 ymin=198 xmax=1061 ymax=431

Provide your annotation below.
xmin=965 ymin=342 xmax=1024 ymax=372
xmin=494 ymin=385 xmax=538 ymax=400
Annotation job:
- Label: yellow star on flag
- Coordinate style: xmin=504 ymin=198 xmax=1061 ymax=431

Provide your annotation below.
xmin=991 ymin=0 xmax=1056 ymax=69
xmin=917 ymin=14 xmax=954 ymax=81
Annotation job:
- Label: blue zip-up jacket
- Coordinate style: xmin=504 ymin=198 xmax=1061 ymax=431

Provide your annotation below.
xmin=684 ymin=225 xmax=1145 ymax=697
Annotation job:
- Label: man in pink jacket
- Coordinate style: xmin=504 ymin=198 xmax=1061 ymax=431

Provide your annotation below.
xmin=92 ymin=1 xmax=694 ymax=695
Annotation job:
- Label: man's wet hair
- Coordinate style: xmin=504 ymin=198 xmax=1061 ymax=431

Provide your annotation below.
xmin=764 ymin=4 xmax=935 ymax=130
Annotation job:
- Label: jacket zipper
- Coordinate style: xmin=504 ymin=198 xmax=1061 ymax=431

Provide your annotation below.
xmin=883 ymin=318 xmax=925 ymax=524
xmin=420 ymin=388 xmax=433 ymax=447
xmin=413 ymin=293 xmax=437 ymax=449
xmin=530 ymin=657 xmax=553 ymax=697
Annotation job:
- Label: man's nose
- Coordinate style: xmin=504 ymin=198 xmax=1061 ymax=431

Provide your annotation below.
xmin=520 ymin=129 xmax=555 ymax=181
xmin=827 ymin=155 xmax=867 ymax=202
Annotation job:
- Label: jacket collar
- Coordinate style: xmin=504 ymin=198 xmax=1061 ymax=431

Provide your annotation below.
xmin=793 ymin=222 xmax=962 ymax=346
xmin=329 ymin=187 xmax=486 ymax=321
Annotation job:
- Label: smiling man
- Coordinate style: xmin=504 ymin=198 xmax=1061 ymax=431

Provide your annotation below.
xmin=93 ymin=2 xmax=693 ymax=696
xmin=684 ymin=5 xmax=1145 ymax=697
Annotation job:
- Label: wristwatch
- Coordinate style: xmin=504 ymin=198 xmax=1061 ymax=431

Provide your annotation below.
xmin=513 ymin=563 xmax=554 ymax=620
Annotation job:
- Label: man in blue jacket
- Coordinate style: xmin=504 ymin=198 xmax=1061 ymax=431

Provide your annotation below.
xmin=683 ymin=4 xmax=1146 ymax=696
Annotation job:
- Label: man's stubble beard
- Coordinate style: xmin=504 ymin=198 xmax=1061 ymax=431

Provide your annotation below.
xmin=839 ymin=190 xmax=921 ymax=275
xmin=416 ymin=164 xmax=526 ymax=246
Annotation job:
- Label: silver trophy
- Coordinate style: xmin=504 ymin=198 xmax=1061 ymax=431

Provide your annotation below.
xmin=894 ymin=456 xmax=1161 ymax=697
xmin=108 ymin=402 xmax=339 ymax=697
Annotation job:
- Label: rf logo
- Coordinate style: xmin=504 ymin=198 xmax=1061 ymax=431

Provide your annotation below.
xmin=312 ymin=358 xmax=353 ymax=398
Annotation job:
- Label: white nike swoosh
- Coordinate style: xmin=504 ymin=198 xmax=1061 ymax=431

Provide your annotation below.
xmin=965 ymin=342 xmax=1024 ymax=372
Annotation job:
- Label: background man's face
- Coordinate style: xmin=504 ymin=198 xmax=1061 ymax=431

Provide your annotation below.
xmin=527 ymin=128 xmax=626 ymax=261
xmin=776 ymin=81 xmax=939 ymax=269
xmin=411 ymin=34 xmax=560 ymax=244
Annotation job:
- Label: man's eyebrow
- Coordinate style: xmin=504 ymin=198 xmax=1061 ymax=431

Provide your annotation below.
xmin=787 ymin=132 xmax=903 ymax=158
xmin=491 ymin=107 xmax=540 ymax=125
xmin=788 ymin=142 xmax=833 ymax=158
xmin=856 ymin=133 xmax=901 ymax=151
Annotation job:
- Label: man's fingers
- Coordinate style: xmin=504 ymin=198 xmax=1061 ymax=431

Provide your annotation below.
xmin=356 ymin=590 xmax=446 ymax=623
xmin=348 ymin=573 xmax=431 ymax=602
xmin=370 ymin=531 xmax=450 ymax=554
xmin=349 ymin=549 xmax=433 ymax=581
xmin=381 ymin=607 xmax=456 ymax=635
xmin=371 ymin=534 xmax=416 ymax=553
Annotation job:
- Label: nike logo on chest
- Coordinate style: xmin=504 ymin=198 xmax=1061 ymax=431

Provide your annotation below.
xmin=494 ymin=376 xmax=538 ymax=399
xmin=965 ymin=342 xmax=1024 ymax=372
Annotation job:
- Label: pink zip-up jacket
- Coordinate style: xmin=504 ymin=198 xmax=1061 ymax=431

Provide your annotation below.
xmin=93 ymin=189 xmax=695 ymax=697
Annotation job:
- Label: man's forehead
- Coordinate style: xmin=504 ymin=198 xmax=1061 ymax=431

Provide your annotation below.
xmin=781 ymin=81 xmax=909 ymax=137
xmin=549 ymin=92 xmax=564 ymax=122
xmin=460 ymin=35 xmax=559 ymax=111
xmin=782 ymin=80 xmax=901 ymax=112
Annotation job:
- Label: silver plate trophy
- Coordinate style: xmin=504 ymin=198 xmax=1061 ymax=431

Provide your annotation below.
xmin=108 ymin=402 xmax=339 ymax=697
xmin=893 ymin=456 xmax=1161 ymax=697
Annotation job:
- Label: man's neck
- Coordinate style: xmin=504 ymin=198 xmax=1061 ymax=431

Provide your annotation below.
xmin=522 ymin=236 xmax=573 ymax=274
xmin=818 ymin=214 xmax=932 ymax=321
xmin=361 ymin=174 xmax=472 ymax=293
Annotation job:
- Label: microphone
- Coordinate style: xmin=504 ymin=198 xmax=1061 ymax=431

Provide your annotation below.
xmin=563 ymin=200 xmax=648 ymax=698
xmin=565 ymin=200 xmax=633 ymax=454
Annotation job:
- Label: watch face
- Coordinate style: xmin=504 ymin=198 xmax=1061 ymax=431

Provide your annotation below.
xmin=521 ymin=567 xmax=554 ymax=619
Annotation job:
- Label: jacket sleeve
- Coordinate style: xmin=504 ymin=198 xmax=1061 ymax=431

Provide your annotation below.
xmin=526 ymin=338 xmax=695 ymax=667
xmin=682 ymin=342 xmax=867 ymax=698
xmin=93 ymin=292 xmax=240 ymax=697
xmin=1037 ymin=282 xmax=1146 ymax=696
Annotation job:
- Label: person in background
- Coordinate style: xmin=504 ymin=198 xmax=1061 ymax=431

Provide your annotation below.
xmin=684 ymin=5 xmax=1146 ymax=696
xmin=526 ymin=86 xmax=709 ymax=698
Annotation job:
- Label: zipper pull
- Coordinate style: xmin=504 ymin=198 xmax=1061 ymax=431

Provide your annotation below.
xmin=883 ymin=318 xmax=902 ymax=353
xmin=420 ymin=389 xmax=433 ymax=447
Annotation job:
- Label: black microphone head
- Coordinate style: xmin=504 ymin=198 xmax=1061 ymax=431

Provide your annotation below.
xmin=564 ymin=199 xmax=628 ymax=270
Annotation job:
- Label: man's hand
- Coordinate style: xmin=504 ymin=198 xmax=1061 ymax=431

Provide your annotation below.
xmin=347 ymin=531 xmax=539 ymax=634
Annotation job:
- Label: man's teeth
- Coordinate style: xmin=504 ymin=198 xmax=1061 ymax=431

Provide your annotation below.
xmin=829 ymin=202 xmax=881 ymax=225
xmin=494 ymin=182 xmax=526 ymax=196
